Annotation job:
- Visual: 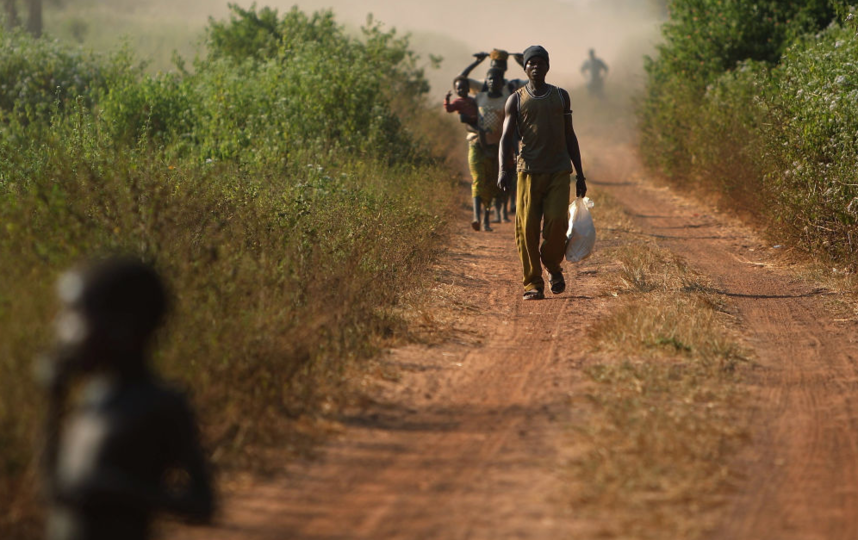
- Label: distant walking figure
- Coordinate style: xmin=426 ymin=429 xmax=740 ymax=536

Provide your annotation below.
xmin=580 ymin=48 xmax=609 ymax=97
xmin=498 ymin=45 xmax=587 ymax=300
xmin=40 ymin=257 xmax=214 ymax=540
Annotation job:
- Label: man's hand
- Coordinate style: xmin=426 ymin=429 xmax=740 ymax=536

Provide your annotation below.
xmin=473 ymin=52 xmax=489 ymax=61
xmin=498 ymin=169 xmax=516 ymax=192
xmin=445 ymin=90 xmax=452 ymax=101
xmin=575 ymin=175 xmax=587 ymax=198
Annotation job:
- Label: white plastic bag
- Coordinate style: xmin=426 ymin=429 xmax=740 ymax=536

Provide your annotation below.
xmin=565 ymin=197 xmax=595 ymax=262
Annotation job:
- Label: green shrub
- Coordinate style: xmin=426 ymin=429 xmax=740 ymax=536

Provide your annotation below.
xmin=653 ymin=0 xmax=843 ymax=89
xmin=89 ymin=4 xmax=428 ymax=167
xmin=0 ymin=26 xmax=137 ymax=123
xmin=759 ymin=23 xmax=858 ymax=258
xmin=640 ymin=0 xmax=853 ymax=178
xmin=640 ymin=0 xmax=858 ymax=267
xmin=206 ymin=4 xmax=340 ymax=63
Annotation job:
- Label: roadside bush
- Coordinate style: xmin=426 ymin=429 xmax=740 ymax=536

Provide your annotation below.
xmin=0 ymin=26 xmax=136 ymax=123
xmin=640 ymin=0 xmax=858 ymax=267
xmin=760 ymin=23 xmax=858 ymax=259
xmin=640 ymin=0 xmax=853 ymax=179
xmin=206 ymin=4 xmax=340 ymax=63
xmin=687 ymin=60 xmax=771 ymax=213
xmin=92 ymin=4 xmax=426 ymax=167
xmin=656 ymin=0 xmax=838 ymax=88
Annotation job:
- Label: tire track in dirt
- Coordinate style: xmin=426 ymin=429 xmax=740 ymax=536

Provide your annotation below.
xmin=590 ymin=141 xmax=858 ymax=540
xmin=170 ymin=180 xmax=611 ymax=540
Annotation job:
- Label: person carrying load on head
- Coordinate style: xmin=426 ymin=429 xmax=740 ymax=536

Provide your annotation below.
xmin=468 ymin=67 xmax=508 ymax=232
xmin=459 ymin=48 xmax=527 ymax=97
xmin=460 ymin=48 xmax=524 ymax=218
xmin=498 ymin=45 xmax=587 ymax=300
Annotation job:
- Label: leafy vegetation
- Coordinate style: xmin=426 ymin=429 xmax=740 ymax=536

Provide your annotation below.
xmin=640 ymin=0 xmax=858 ymax=268
xmin=0 ymin=5 xmax=459 ymax=537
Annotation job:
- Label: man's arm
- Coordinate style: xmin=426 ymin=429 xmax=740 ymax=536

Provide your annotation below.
xmin=560 ymin=88 xmax=586 ymax=197
xmin=443 ymin=91 xmax=455 ymax=112
xmin=459 ymin=52 xmax=488 ymax=77
xmin=497 ymin=93 xmax=519 ymax=192
xmin=165 ymin=397 xmax=214 ymax=522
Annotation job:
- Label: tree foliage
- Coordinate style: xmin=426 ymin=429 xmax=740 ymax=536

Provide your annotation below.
xmin=640 ymin=0 xmax=858 ymax=266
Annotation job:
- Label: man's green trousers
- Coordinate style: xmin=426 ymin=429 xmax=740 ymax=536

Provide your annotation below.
xmin=515 ymin=170 xmax=571 ymax=292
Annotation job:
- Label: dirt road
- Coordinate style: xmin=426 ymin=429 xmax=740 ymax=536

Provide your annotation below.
xmin=590 ymin=142 xmax=858 ymax=539
xmin=172 ymin=139 xmax=858 ymax=539
xmin=171 ymin=187 xmax=609 ymax=539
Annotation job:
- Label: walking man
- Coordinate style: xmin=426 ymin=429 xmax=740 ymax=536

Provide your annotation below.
xmin=498 ymin=45 xmax=587 ymax=300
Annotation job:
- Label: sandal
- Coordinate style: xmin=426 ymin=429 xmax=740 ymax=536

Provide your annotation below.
xmin=549 ymin=273 xmax=566 ymax=295
xmin=522 ymin=289 xmax=545 ymax=300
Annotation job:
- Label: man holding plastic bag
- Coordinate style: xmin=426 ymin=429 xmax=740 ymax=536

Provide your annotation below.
xmin=498 ymin=45 xmax=588 ymax=300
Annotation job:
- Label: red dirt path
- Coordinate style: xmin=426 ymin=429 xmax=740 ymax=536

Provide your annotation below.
xmin=170 ymin=138 xmax=858 ymax=540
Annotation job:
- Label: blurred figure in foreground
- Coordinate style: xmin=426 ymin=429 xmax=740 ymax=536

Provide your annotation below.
xmin=39 ymin=257 xmax=214 ymax=540
xmin=580 ymin=48 xmax=609 ymax=97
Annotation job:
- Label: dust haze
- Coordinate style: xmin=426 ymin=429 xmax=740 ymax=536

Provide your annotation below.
xmin=78 ymin=0 xmax=663 ymax=103
xmin=259 ymin=0 xmax=664 ymax=99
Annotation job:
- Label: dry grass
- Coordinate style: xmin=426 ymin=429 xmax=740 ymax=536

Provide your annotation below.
xmin=568 ymin=193 xmax=751 ymax=539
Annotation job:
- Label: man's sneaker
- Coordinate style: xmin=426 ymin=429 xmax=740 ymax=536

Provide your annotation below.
xmin=471 ymin=220 xmax=480 ymax=231
xmin=522 ymin=289 xmax=544 ymax=300
xmin=549 ymin=273 xmax=566 ymax=294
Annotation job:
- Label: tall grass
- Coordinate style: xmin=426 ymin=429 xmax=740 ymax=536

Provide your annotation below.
xmin=0 ymin=5 xmax=460 ymax=537
xmin=571 ymin=198 xmax=750 ymax=538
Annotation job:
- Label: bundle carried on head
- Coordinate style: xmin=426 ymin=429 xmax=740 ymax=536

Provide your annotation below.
xmin=490 ymin=49 xmax=509 ymax=61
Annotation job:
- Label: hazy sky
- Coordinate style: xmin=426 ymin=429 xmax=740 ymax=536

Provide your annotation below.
xmin=92 ymin=0 xmax=663 ymax=97
xmin=260 ymin=2 xmax=656 ymax=65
